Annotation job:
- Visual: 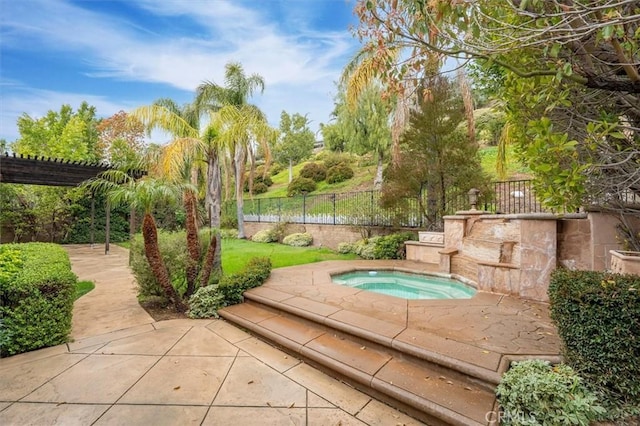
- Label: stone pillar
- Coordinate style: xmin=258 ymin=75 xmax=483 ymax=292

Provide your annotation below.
xmin=518 ymin=218 xmax=557 ymax=301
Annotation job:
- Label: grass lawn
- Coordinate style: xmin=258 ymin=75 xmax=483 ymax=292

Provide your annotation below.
xmin=222 ymin=238 xmax=358 ymax=274
xmin=75 ymin=280 xmax=95 ymax=300
xmin=118 ymin=237 xmax=358 ymax=275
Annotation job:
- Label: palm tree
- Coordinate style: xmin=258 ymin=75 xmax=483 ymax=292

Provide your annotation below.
xmin=87 ymin=172 xmax=187 ymax=312
xmin=195 ymin=61 xmax=266 ymax=238
xmin=131 ymin=99 xmax=224 ymax=287
xmin=217 ymin=104 xmax=271 ymax=238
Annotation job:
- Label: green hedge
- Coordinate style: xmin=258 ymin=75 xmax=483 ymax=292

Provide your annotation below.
xmin=0 ymin=243 xmax=77 ymax=357
xmin=549 ymin=269 xmax=640 ymax=416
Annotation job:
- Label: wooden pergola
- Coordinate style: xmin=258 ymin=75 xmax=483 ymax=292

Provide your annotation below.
xmin=0 ymin=153 xmax=146 ymax=253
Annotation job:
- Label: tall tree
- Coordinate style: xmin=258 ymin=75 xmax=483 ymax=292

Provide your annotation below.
xmin=195 ymin=62 xmax=266 ymax=238
xmin=354 ymin=0 xmax=640 ymax=244
xmin=12 ymin=102 xmax=100 ymax=162
xmin=96 ymin=111 xmax=146 ymax=166
xmin=381 ymin=76 xmax=489 ymax=230
xmin=327 ymin=85 xmax=392 ymax=189
xmin=273 ymin=111 xmax=315 ymax=183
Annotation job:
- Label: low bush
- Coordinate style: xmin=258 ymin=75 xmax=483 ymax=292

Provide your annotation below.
xmin=220 ymin=228 xmax=239 ymax=239
xmin=373 ymin=232 xmax=417 ymax=259
xmin=251 ymin=229 xmax=278 ymax=243
xmin=549 ymin=269 xmax=640 ymax=417
xmin=353 ymin=237 xmax=380 ymax=259
xmin=299 ymin=162 xmax=327 ymax=182
xmin=189 ymin=257 xmax=272 ymax=318
xmin=496 ymin=359 xmax=605 ymax=425
xmin=248 ymin=182 xmax=268 ymax=195
xmin=323 ymin=152 xmax=353 ymax=170
xmin=186 ymin=285 xmax=225 ymax=319
xmin=0 ymin=243 xmax=76 ymax=357
xmin=337 ymin=242 xmax=354 ymax=254
xmin=269 ymin=163 xmax=284 ymax=176
xmin=326 ymin=163 xmax=355 ymax=184
xmin=287 ymin=177 xmax=317 ymax=197
xmin=338 ymin=232 xmax=417 ymax=260
xmin=282 ymin=232 xmax=313 ymax=247
xmin=243 ymin=172 xmax=273 ymax=193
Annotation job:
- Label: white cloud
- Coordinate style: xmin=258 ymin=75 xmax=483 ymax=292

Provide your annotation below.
xmin=0 ymin=0 xmax=359 ymax=139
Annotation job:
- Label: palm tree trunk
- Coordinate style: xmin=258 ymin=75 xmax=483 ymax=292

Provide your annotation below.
xmin=234 ymin=143 xmax=247 ymax=239
xmin=184 ymin=190 xmax=200 ymax=298
xmin=205 ymin=153 xmax=222 ymax=273
xmin=142 ymin=213 xmax=187 ymax=312
xmin=200 ymin=230 xmax=218 ymax=287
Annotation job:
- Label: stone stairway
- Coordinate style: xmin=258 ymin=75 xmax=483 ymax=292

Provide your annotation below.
xmin=219 ymin=295 xmax=498 ymax=425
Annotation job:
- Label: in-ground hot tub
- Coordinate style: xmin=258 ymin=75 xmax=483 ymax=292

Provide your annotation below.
xmin=331 ymin=270 xmax=476 ymax=300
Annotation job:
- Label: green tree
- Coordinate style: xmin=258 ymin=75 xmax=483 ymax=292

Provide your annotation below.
xmin=195 ymin=62 xmax=267 ymax=238
xmin=382 ymin=76 xmax=489 ymax=230
xmin=5 ymin=103 xmax=103 ymax=244
xmin=273 ymin=111 xmax=315 ymax=183
xmin=12 ymin=102 xmax=100 ymax=162
xmin=329 ymin=85 xmax=392 ymax=189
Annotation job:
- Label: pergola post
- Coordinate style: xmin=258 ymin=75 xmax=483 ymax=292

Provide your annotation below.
xmin=105 ymin=198 xmax=110 ymax=255
xmin=90 ymin=195 xmax=95 ymax=247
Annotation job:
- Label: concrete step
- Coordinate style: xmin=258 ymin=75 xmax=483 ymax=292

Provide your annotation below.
xmin=219 ymin=301 xmax=496 ymax=426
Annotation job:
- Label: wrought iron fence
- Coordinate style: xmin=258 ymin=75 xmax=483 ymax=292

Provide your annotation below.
xmin=223 ymin=179 xmax=548 ymax=229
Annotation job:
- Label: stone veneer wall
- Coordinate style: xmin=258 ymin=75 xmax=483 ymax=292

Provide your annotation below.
xmin=442 ymin=212 xmax=558 ymax=302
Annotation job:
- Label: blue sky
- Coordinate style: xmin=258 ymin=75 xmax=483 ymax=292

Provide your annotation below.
xmin=0 ymin=0 xmax=360 ymax=143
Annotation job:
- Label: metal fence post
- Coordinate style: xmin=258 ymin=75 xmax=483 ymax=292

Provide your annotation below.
xmin=303 ymin=193 xmax=307 ymax=224
xmin=332 ymin=193 xmax=336 ymax=225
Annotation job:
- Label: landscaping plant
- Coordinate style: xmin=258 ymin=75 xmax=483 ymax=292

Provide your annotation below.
xmin=496 ymin=359 xmax=605 ymax=425
xmin=0 ymin=243 xmax=76 ymax=357
xmin=189 ymin=257 xmax=271 ymax=318
xmin=549 ymin=269 xmax=640 ymax=418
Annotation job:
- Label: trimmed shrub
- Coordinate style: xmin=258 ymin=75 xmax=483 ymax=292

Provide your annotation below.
xmin=299 ymin=162 xmax=327 ymax=182
xmin=269 ymin=163 xmax=284 ymax=176
xmin=248 ymin=182 xmax=268 ymax=195
xmin=326 ymin=163 xmax=355 ymax=184
xmin=323 ymin=152 xmax=352 ymax=170
xmin=189 ymin=257 xmax=272 ymax=318
xmin=548 ymin=269 xmax=640 ymax=416
xmin=251 ymin=229 xmax=278 ymax=243
xmin=220 ymin=228 xmax=239 ymax=239
xmin=373 ymin=232 xmax=417 ymax=260
xmin=497 ymin=359 xmax=605 ymax=425
xmin=282 ymin=232 xmax=313 ymax=247
xmin=353 ymin=237 xmax=380 ymax=259
xmin=287 ymin=177 xmax=316 ymax=197
xmin=337 ymin=242 xmax=354 ymax=254
xmin=243 ymin=172 xmax=273 ymax=193
xmin=0 ymin=243 xmax=76 ymax=357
